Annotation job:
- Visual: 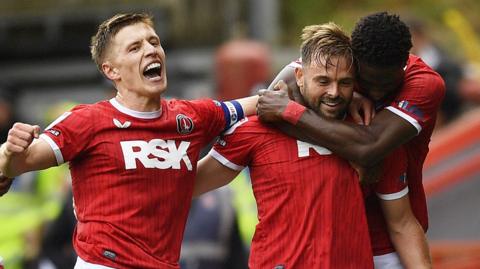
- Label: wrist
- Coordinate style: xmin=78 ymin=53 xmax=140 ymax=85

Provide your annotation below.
xmin=0 ymin=143 xmax=11 ymax=158
xmin=281 ymin=101 xmax=306 ymax=125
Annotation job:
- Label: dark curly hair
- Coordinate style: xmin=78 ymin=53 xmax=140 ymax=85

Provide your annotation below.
xmin=351 ymin=12 xmax=412 ymax=68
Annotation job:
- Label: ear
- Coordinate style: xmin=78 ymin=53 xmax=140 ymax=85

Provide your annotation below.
xmin=102 ymin=62 xmax=120 ymax=81
xmin=294 ymin=66 xmax=304 ymax=89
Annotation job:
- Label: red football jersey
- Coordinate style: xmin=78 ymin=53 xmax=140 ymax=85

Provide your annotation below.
xmin=211 ymin=116 xmax=373 ymax=269
xmin=40 ymin=98 xmax=242 ymax=269
xmin=370 ymin=55 xmax=445 ymax=255
xmin=363 ymin=147 xmax=409 ymax=255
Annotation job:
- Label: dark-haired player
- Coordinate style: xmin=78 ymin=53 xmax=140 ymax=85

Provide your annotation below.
xmin=193 ymin=22 xmax=408 ymax=268
xmin=257 ymin=12 xmax=444 ymax=269
xmin=0 ymin=13 xmax=257 ymax=269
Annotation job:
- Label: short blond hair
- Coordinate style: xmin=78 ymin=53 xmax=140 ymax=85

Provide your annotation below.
xmin=90 ymin=13 xmax=154 ymax=72
xmin=300 ymin=22 xmax=353 ymax=69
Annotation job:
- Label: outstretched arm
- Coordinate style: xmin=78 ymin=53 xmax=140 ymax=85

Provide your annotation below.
xmin=194 ymin=154 xmax=241 ymax=197
xmin=0 ymin=123 xmax=57 ymax=178
xmin=380 ymin=195 xmax=432 ymax=269
xmin=235 ymin=95 xmax=259 ymax=117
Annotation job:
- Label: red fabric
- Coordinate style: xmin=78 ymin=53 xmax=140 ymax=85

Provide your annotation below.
xmin=363 ymin=146 xmax=409 ymax=255
xmin=212 ymin=116 xmax=373 ymax=269
xmin=368 ymin=55 xmax=445 ymax=255
xmin=42 ymin=98 xmax=227 ymax=269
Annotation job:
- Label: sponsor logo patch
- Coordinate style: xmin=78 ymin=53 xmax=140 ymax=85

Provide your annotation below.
xmin=398 ymin=100 xmax=424 ymax=119
xmin=46 ymin=129 xmax=61 ymax=136
xmin=113 ymin=118 xmax=131 ymax=129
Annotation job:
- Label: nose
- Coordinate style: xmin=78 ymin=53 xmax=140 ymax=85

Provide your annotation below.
xmin=144 ymin=41 xmax=157 ymax=56
xmin=326 ymin=83 xmax=339 ymax=98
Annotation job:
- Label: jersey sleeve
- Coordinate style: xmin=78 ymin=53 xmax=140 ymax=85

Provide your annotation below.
xmin=374 ymin=146 xmax=409 ymax=200
xmin=39 ymin=105 xmax=94 ymax=165
xmin=190 ymin=98 xmax=245 ymax=141
xmin=209 ymin=118 xmax=257 ymax=171
xmin=386 ymin=69 xmax=445 ymax=134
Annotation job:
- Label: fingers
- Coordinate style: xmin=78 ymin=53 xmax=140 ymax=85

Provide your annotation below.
xmin=257 ymin=89 xmax=268 ymax=96
xmin=274 ymin=80 xmax=288 ymax=92
xmin=362 ymin=103 xmax=375 ymax=126
xmin=350 ymin=109 xmax=365 ymax=125
xmin=33 ymin=125 xmax=41 ymax=139
xmin=4 ymin=123 xmax=40 ymax=155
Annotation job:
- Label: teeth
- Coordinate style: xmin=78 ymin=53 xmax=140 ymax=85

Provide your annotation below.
xmin=145 ymin=62 xmax=161 ymax=72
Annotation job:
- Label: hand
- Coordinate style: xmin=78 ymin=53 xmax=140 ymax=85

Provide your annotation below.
xmin=3 ymin=123 xmax=41 ymax=157
xmin=349 ymin=92 xmax=375 ymax=125
xmin=257 ymin=82 xmax=290 ymax=123
xmin=0 ymin=174 xmax=13 ymax=197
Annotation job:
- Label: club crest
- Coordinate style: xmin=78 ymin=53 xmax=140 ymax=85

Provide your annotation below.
xmin=176 ymin=114 xmax=194 ymax=135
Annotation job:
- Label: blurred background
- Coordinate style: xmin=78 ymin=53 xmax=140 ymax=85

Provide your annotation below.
xmin=0 ymin=0 xmax=479 ymax=268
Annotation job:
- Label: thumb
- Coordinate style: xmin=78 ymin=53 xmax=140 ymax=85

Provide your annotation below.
xmin=274 ymin=80 xmax=288 ymax=92
xmin=32 ymin=125 xmax=41 ymax=139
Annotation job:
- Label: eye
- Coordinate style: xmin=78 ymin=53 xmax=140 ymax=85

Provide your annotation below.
xmin=129 ymin=46 xmax=139 ymax=53
xmin=150 ymin=38 xmax=160 ymax=46
xmin=340 ymin=79 xmax=354 ymax=86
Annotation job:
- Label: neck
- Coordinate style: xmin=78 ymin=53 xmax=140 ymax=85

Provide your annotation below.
xmin=115 ymin=92 xmax=162 ymax=112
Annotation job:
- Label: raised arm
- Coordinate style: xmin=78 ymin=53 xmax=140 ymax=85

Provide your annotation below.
xmin=380 ymin=195 xmax=432 ymax=269
xmin=0 ymin=122 xmax=57 ymax=178
xmin=257 ymin=90 xmax=416 ymax=167
xmin=194 ymin=154 xmax=241 ymax=197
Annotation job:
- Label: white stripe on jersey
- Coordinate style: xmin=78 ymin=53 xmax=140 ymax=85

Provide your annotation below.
xmin=209 ymin=149 xmax=245 ymax=171
xmin=74 ymin=256 xmax=115 ymax=269
xmin=376 ymin=186 xmax=409 ymax=201
xmin=374 ymin=252 xmax=404 ymax=269
xmin=45 ymin=112 xmax=72 ymax=131
xmin=224 ymin=117 xmax=249 ymax=135
xmin=40 ymin=134 xmax=64 ymax=165
xmin=385 ymin=106 xmax=422 ymax=134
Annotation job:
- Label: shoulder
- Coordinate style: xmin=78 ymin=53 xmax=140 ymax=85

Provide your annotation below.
xmin=404 ymin=55 xmax=446 ymax=96
xmin=223 ymin=116 xmax=271 ymax=136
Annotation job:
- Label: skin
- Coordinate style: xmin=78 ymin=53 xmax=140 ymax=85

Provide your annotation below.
xmin=381 ymin=195 xmax=432 ymax=269
xmin=194 ymin=54 xmax=355 ymax=195
xmin=0 ymin=21 xmax=258 ymax=182
xmin=257 ymin=59 xmax=431 ymax=268
xmin=257 ymin=62 xmax=416 ymax=167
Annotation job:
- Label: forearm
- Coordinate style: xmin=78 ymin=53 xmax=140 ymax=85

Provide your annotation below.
xmin=0 ymin=140 xmax=56 ymax=177
xmin=0 ymin=143 xmax=22 ymax=177
xmin=388 ymin=218 xmax=432 ymax=268
xmin=236 ymin=95 xmax=259 ymax=117
xmin=296 ymin=109 xmax=380 ymax=165
xmin=194 ymin=155 xmax=240 ymax=197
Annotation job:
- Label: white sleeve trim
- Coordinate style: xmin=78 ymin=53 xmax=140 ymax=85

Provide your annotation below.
xmin=376 ymin=186 xmax=409 ymax=201
xmin=39 ymin=134 xmax=64 ymax=165
xmin=385 ymin=106 xmax=422 ymax=134
xmin=209 ymin=149 xmax=245 ymax=171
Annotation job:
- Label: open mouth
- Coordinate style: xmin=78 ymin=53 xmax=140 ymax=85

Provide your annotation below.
xmin=143 ymin=62 xmax=162 ymax=80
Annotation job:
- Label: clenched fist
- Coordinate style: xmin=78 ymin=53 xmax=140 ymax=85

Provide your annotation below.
xmin=3 ymin=122 xmax=41 ymax=157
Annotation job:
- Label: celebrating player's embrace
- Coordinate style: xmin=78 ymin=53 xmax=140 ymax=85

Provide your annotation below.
xmin=0 ymin=11 xmax=443 ymax=269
